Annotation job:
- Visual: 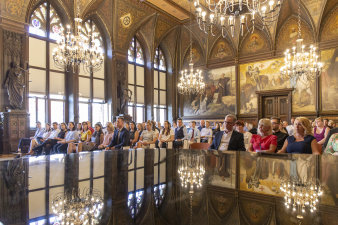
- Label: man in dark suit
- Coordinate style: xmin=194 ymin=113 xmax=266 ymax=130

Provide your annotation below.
xmin=209 ymin=114 xmax=246 ymax=151
xmin=106 ymin=117 xmax=130 ymax=150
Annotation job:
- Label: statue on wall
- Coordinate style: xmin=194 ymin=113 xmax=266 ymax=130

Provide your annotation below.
xmin=3 ymin=62 xmax=26 ymax=110
xmin=120 ymin=88 xmax=133 ymax=114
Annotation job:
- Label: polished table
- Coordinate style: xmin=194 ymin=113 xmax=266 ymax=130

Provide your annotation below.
xmin=0 ymin=149 xmax=337 ymax=225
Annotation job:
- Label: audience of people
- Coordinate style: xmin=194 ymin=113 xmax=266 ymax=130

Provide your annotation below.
xmin=19 ymin=112 xmax=337 ymax=156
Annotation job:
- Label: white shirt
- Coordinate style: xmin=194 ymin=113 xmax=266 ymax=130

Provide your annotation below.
xmin=243 ymin=131 xmax=252 ymax=150
xmin=48 ymin=129 xmax=60 ymax=139
xmin=188 ymin=127 xmax=200 ymax=142
xmin=218 ymin=130 xmax=233 ymax=151
xmin=286 ymin=125 xmax=294 ymax=136
xmin=160 ymin=129 xmax=174 ymax=141
xmin=200 ymin=127 xmax=212 ymax=140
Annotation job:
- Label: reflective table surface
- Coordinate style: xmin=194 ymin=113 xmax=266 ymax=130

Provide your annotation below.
xmin=0 ymin=149 xmax=337 ymax=225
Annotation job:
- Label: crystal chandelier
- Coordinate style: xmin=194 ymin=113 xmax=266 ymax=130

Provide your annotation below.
xmin=52 ymin=0 xmax=104 ymax=72
xmin=52 ymin=188 xmax=104 ymax=225
xmin=194 ymin=0 xmax=282 ymax=37
xmin=280 ymin=0 xmax=323 ymax=81
xmin=178 ymin=151 xmax=205 ymax=190
xmin=280 ymin=179 xmax=323 ymax=220
xmin=178 ymin=1 xmax=206 ymax=95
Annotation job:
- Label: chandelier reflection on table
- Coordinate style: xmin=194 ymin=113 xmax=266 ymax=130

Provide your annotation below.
xmin=280 ymin=0 xmax=323 ymax=81
xmin=178 ymin=151 xmax=205 ymax=225
xmin=177 ymin=1 xmax=206 ymax=95
xmin=194 ymin=0 xmax=282 ymax=37
xmin=52 ymin=0 xmax=104 ymax=72
xmin=280 ymin=179 xmax=323 ymax=220
xmin=51 ymin=188 xmax=104 ymax=225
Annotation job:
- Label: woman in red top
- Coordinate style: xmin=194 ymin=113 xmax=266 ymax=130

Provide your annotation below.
xmin=248 ymin=118 xmax=277 ymax=153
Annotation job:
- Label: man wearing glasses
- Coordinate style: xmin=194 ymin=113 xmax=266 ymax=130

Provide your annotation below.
xmin=209 ymin=114 xmax=245 ymax=151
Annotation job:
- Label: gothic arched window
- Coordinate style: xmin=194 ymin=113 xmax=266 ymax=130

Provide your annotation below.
xmin=153 ymin=47 xmax=167 ymax=124
xmin=128 ymin=37 xmax=145 ymax=123
xmin=28 ymin=2 xmax=65 ymax=126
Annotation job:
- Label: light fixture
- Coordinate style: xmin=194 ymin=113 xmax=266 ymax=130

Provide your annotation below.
xmin=52 ymin=0 xmax=104 ymax=72
xmin=52 ymin=188 xmax=104 ymax=225
xmin=280 ymin=0 xmax=323 ymax=81
xmin=178 ymin=1 xmax=206 ymax=95
xmin=194 ymin=0 xmax=282 ymax=37
xmin=280 ymin=178 xmax=323 ymax=220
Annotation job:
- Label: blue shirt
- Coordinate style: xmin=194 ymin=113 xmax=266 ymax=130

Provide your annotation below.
xmin=65 ymin=131 xmax=79 ymax=142
xmin=286 ymin=135 xmax=315 ymax=154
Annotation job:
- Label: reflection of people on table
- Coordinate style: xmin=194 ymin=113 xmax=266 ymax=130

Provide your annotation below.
xmin=248 ymin=118 xmax=277 ymax=153
xmin=277 ymin=117 xmax=320 ymax=154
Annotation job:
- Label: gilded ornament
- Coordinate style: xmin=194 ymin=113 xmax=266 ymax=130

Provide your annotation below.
xmin=120 ymin=13 xmax=132 ymax=28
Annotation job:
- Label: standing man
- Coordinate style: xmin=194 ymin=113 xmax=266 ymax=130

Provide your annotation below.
xmin=209 ymin=114 xmax=245 ymax=151
xmin=198 ymin=120 xmax=205 ymax=131
xmin=106 ymin=117 xmax=130 ymax=150
xmin=188 ymin=121 xmax=201 ymax=143
xmin=173 ymin=118 xmax=188 ymax=148
xmin=271 ymin=117 xmax=289 ymax=151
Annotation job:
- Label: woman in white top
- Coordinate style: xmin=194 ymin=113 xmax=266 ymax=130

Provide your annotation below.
xmin=136 ymin=121 xmax=157 ymax=149
xmin=235 ymin=120 xmax=252 ymax=151
xmin=200 ymin=121 xmax=213 ymax=143
xmin=159 ymin=121 xmax=174 ymax=148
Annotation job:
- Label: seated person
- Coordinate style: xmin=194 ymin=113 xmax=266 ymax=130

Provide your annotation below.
xmin=136 ymin=121 xmax=157 ymax=149
xmin=31 ymin=122 xmax=63 ymax=155
xmin=235 ymin=120 xmax=252 ymax=150
xmin=80 ymin=123 xmax=104 ymax=152
xmin=314 ymin=117 xmax=330 ymax=145
xmin=200 ymin=121 xmax=213 ymax=143
xmin=324 ymin=133 xmax=338 ymax=155
xmin=28 ymin=123 xmax=51 ymax=154
xmin=106 ymin=117 xmax=130 ymax=150
xmin=53 ymin=122 xmax=79 ymax=154
xmin=188 ymin=121 xmax=201 ymax=143
xmin=98 ymin=122 xmax=114 ymax=150
xmin=159 ymin=121 xmax=174 ymax=148
xmin=323 ymin=127 xmax=338 ymax=149
xmin=277 ymin=117 xmax=320 ymax=154
xmin=209 ymin=114 xmax=246 ymax=151
xmin=129 ymin=121 xmax=139 ymax=147
xmin=271 ymin=117 xmax=288 ymax=151
xmin=68 ymin=121 xmax=92 ymax=153
xmin=173 ymin=118 xmax=188 ymax=148
xmin=248 ymin=118 xmax=277 ymax=153
xmin=18 ymin=121 xmax=44 ymax=153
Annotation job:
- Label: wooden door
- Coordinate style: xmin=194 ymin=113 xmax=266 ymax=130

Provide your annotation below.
xmin=262 ymin=95 xmax=289 ymax=120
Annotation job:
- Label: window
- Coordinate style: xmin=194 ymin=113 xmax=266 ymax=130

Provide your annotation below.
xmin=128 ymin=37 xmax=145 ymax=123
xmin=153 ymin=47 xmax=167 ymax=125
xmin=28 ymin=2 xmax=65 ymax=127
xmin=78 ymin=20 xmax=109 ymax=125
xmin=128 ymin=149 xmax=145 ymax=218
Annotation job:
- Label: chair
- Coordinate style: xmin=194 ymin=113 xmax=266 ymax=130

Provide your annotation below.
xmin=190 ymin=142 xmax=210 ymax=150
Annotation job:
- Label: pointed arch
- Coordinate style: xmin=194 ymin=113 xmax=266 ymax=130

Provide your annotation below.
xmin=238 ymin=27 xmax=272 ymax=56
xmin=127 ymin=36 xmax=146 ymax=123
xmin=208 ymin=36 xmax=235 ymax=62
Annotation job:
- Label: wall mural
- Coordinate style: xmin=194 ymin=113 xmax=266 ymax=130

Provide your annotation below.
xmin=321 ymin=48 xmax=338 ymax=111
xmin=240 ymin=31 xmax=269 ymax=55
xmin=210 ymin=40 xmax=232 ymax=60
xmin=276 ymin=17 xmax=314 ymax=52
xmin=239 ymin=58 xmax=288 ymax=114
xmin=239 ymin=57 xmax=316 ymax=114
xmin=183 ymin=66 xmax=236 ymax=117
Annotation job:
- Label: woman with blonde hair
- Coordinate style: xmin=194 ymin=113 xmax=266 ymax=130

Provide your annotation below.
xmin=248 ymin=118 xmax=277 ymax=153
xmin=314 ymin=117 xmax=330 ymax=145
xmin=278 ymin=117 xmax=320 ymax=154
